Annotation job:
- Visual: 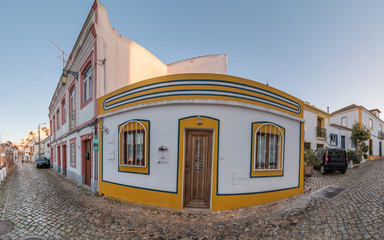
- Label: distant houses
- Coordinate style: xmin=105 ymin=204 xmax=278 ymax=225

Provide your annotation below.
xmin=0 ymin=141 xmax=19 ymax=177
xmin=19 ymin=126 xmax=50 ymax=162
xmin=304 ymin=103 xmax=383 ymax=160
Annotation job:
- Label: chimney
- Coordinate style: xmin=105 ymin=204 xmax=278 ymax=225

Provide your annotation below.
xmin=327 ymin=106 xmax=329 ymax=113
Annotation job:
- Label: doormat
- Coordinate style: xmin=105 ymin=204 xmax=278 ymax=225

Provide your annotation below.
xmin=0 ymin=220 xmax=13 ymax=236
xmin=310 ymin=186 xmax=345 ymax=200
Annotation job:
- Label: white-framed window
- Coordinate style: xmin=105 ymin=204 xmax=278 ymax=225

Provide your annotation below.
xmin=70 ymin=87 xmax=75 ymax=113
xmin=83 ymin=66 xmax=92 ymax=102
xmin=251 ymin=122 xmax=284 ymax=177
xmin=70 ymin=143 xmax=76 ymax=166
xmin=379 ymin=124 xmax=382 ymax=132
xmin=369 ymin=118 xmax=373 ymax=130
xmin=341 ymin=117 xmax=347 ymax=127
xmin=56 ymin=109 xmax=60 ymax=129
xmin=62 ymin=99 xmax=66 ymax=124
xmin=330 ymin=134 xmax=337 ymax=146
xmin=119 ymin=120 xmax=149 ymax=172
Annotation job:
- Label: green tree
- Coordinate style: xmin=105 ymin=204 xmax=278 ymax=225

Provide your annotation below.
xmin=350 ymin=122 xmax=371 ymax=161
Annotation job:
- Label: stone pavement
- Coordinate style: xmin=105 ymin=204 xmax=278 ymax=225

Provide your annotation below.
xmin=0 ymin=160 xmax=383 ymax=239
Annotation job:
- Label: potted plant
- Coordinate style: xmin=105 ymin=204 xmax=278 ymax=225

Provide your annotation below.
xmin=304 ymin=149 xmax=316 ymax=176
xmin=346 ymin=150 xmax=359 ymax=168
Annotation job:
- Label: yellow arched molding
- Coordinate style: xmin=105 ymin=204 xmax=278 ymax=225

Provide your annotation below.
xmin=98 ymin=73 xmax=304 ymax=119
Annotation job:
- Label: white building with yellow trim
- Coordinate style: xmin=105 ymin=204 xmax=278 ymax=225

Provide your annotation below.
xmin=331 ymin=104 xmax=384 ymax=160
xmin=303 ymin=103 xmax=332 ymax=150
xmin=98 ymin=74 xmax=304 ymax=211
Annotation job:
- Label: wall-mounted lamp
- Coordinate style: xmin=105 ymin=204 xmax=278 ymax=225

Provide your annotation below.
xmin=197 ymin=116 xmax=202 ymax=125
xmin=60 ymin=70 xmax=78 ymax=86
xmin=101 ymin=125 xmax=109 ymax=134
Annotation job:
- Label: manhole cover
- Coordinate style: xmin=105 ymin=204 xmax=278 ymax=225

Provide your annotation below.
xmin=19 ymin=236 xmax=47 ymax=240
xmin=0 ymin=220 xmax=13 ymax=236
xmin=310 ymin=186 xmax=345 ymax=200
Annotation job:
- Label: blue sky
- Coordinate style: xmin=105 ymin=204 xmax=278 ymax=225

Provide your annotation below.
xmin=0 ymin=0 xmax=383 ymax=143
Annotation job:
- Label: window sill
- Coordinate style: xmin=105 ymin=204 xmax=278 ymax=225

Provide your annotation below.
xmin=80 ymin=97 xmax=93 ymax=110
xmin=316 ymin=137 xmax=326 ymax=141
xmin=119 ymin=165 xmax=149 ymax=174
xmin=251 ymin=170 xmax=283 ymax=178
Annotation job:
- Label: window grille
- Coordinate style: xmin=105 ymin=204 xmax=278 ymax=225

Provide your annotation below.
xmin=119 ymin=121 xmax=147 ymax=167
xmin=253 ymin=123 xmax=284 ymax=171
xmin=70 ymin=143 xmax=76 ymax=165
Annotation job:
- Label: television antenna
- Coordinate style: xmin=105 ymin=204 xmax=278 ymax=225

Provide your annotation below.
xmin=50 ymin=40 xmax=69 ymax=68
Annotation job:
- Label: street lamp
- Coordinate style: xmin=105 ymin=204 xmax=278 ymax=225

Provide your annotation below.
xmin=60 ymin=70 xmax=78 ymax=86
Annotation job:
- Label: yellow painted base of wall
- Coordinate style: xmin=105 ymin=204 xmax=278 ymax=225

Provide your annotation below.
xmin=99 ymin=181 xmax=183 ymax=209
xmin=211 ymin=187 xmax=304 ymax=211
xmin=367 ymin=155 xmax=382 ymax=161
xmin=99 ymin=180 xmax=304 ymax=211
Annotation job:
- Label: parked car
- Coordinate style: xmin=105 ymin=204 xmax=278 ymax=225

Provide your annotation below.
xmin=313 ymin=148 xmax=348 ymax=175
xmin=36 ymin=157 xmax=50 ymax=168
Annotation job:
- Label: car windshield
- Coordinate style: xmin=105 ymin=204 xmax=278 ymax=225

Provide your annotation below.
xmin=37 ymin=158 xmax=47 ymax=162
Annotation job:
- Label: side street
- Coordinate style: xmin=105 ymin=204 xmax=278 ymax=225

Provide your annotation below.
xmin=0 ymin=158 xmax=382 ymax=239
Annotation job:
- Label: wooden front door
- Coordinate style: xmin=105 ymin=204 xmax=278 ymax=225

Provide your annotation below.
xmin=183 ymin=129 xmax=213 ymax=208
xmin=84 ymin=140 xmax=92 ymax=186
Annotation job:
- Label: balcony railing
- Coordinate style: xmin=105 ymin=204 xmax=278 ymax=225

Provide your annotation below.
xmin=379 ymin=131 xmax=384 ymax=139
xmin=69 ymin=112 xmax=76 ymax=130
xmin=316 ymin=127 xmax=327 ymax=138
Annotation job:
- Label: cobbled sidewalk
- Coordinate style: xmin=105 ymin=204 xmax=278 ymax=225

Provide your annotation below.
xmin=0 ymin=160 xmax=383 ymax=239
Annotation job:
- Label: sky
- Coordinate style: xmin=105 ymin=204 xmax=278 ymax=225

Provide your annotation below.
xmin=0 ymin=0 xmax=383 ymax=143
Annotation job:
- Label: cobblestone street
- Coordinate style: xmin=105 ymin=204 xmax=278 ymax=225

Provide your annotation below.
xmin=0 ymin=159 xmax=383 ymax=239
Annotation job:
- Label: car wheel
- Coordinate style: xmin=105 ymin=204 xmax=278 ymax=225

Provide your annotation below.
xmin=320 ymin=165 xmax=327 ymax=175
xmin=340 ymin=169 xmax=346 ymax=174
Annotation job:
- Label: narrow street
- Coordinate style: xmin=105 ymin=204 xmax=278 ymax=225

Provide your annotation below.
xmin=0 ymin=160 xmax=383 ymax=239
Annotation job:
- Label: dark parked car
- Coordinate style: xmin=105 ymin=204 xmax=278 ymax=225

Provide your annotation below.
xmin=313 ymin=148 xmax=348 ymax=175
xmin=36 ymin=157 xmax=50 ymax=168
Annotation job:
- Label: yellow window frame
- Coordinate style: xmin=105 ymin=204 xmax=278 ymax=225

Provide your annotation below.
xmin=251 ymin=122 xmax=285 ymax=177
xmin=118 ymin=119 xmax=150 ymax=174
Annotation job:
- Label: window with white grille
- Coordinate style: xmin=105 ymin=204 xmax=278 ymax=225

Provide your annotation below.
xmin=119 ymin=120 xmax=147 ymax=168
xmin=253 ymin=123 xmax=284 ymax=172
xmin=70 ymin=143 xmax=76 ymax=166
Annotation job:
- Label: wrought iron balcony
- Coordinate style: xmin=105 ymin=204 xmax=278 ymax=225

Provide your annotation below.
xmin=379 ymin=131 xmax=384 ymax=139
xmin=316 ymin=127 xmax=327 ymax=139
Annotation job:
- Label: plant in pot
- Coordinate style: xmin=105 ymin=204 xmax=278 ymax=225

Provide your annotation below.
xmin=346 ymin=150 xmax=359 ymax=168
xmin=304 ymin=149 xmax=316 ymax=176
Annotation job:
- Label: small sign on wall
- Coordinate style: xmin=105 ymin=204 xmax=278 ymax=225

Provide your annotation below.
xmin=93 ymin=139 xmax=99 ymax=151
xmin=158 ymin=145 xmax=169 ymax=163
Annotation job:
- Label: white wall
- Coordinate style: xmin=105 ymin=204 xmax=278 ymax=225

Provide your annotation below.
xmin=331 ymin=110 xmax=359 ymax=129
xmin=102 ymin=103 xmax=301 ymax=195
xmin=167 ymin=55 xmax=227 ymax=75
